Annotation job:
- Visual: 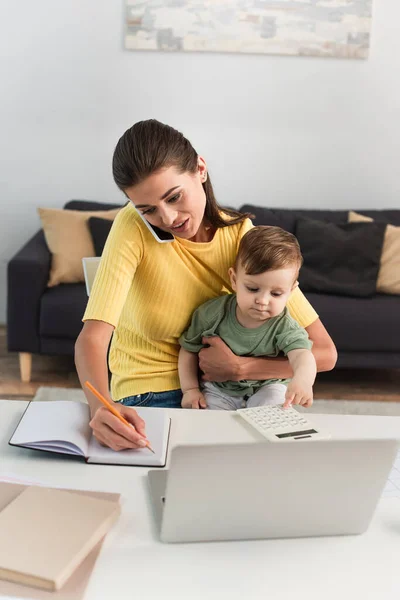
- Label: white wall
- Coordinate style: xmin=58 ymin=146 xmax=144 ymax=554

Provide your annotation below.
xmin=1 ymin=1 xmax=399 ymax=324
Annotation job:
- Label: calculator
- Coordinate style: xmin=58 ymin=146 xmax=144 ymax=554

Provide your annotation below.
xmin=236 ymin=405 xmax=331 ymax=442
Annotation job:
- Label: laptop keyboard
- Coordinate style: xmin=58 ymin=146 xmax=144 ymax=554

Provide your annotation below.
xmin=382 ymin=449 xmax=400 ymax=498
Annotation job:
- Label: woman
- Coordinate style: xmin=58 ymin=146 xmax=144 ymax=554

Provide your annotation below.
xmin=75 ymin=119 xmax=337 ymax=451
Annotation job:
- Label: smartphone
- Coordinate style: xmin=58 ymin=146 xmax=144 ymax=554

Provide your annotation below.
xmin=132 ymin=205 xmax=175 ymax=243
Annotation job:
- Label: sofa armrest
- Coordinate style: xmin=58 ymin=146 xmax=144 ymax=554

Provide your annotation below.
xmin=7 ymin=230 xmax=51 ymax=353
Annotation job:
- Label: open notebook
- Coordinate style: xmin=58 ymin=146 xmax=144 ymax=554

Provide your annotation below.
xmin=9 ymin=400 xmax=171 ymax=467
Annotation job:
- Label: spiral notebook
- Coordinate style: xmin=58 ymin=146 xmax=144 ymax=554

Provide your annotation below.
xmin=9 ymin=400 xmax=171 ymax=467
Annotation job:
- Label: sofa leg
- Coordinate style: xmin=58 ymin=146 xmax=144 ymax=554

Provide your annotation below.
xmin=19 ymin=353 xmax=32 ymax=383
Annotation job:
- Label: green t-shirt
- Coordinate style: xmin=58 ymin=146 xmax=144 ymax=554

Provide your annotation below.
xmin=179 ymin=294 xmax=312 ymax=397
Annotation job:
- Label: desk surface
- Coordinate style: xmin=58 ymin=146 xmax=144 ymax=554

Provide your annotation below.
xmin=1 ymin=400 xmax=400 ymax=600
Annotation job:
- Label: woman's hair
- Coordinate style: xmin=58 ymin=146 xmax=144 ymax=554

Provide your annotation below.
xmin=235 ymin=226 xmax=303 ymax=276
xmin=112 ymin=119 xmax=252 ymax=228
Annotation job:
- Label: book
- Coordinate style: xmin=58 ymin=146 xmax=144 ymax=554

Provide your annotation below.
xmin=0 ymin=485 xmax=120 ymax=591
xmin=0 ymin=482 xmax=120 ymax=599
xmin=0 ymin=481 xmax=121 ymax=513
xmin=9 ymin=400 xmax=171 ymax=467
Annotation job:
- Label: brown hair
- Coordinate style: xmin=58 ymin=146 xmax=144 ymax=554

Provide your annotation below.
xmin=112 ymin=119 xmax=252 ymax=228
xmin=235 ymin=226 xmax=303 ymax=276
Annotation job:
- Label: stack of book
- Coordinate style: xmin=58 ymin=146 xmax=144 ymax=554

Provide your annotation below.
xmin=0 ymin=482 xmax=121 ymax=597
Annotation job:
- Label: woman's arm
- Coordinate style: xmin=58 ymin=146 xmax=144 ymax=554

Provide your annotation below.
xmin=75 ymin=320 xmax=114 ymax=413
xmin=199 ymin=318 xmax=337 ymax=382
xmin=75 ymin=320 xmax=148 ymax=450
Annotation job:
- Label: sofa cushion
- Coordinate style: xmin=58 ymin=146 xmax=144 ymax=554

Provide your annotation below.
xmin=39 ymin=284 xmax=88 ymax=339
xmin=346 ymin=209 xmax=400 ymax=226
xmin=238 ymin=205 xmax=400 ymax=231
xmin=348 ymin=211 xmax=400 ymax=295
xmin=88 ymin=217 xmax=114 ymax=256
xmin=305 ymin=292 xmax=400 ymax=352
xmin=38 ymin=206 xmax=121 ymax=287
xmin=64 ymin=200 xmax=124 ymax=212
xmin=295 ymin=218 xmax=386 ymax=297
xmin=239 ymin=205 xmax=347 ymax=233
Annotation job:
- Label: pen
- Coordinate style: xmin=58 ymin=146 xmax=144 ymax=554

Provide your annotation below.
xmin=85 ymin=381 xmax=155 ymax=454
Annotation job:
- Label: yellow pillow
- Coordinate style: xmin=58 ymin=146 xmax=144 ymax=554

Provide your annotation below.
xmin=348 ymin=211 xmax=400 ymax=295
xmin=38 ymin=207 xmax=121 ymax=287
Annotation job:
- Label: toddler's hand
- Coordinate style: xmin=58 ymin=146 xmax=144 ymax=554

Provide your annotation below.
xmin=284 ymin=379 xmax=313 ymax=409
xmin=181 ymin=389 xmax=207 ymax=409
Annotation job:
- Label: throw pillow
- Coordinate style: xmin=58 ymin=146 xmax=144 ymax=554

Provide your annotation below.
xmin=88 ymin=217 xmax=114 ymax=257
xmin=38 ymin=207 xmax=121 ymax=287
xmin=295 ymin=217 xmax=386 ymax=297
xmin=348 ymin=211 xmax=400 ymax=295
xmin=239 ymin=204 xmax=347 ymax=233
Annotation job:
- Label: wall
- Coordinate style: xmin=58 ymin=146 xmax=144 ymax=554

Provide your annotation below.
xmin=1 ymin=1 xmax=399 ymax=324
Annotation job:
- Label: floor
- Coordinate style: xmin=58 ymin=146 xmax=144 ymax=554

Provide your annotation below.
xmin=1 ymin=326 xmax=399 ymax=402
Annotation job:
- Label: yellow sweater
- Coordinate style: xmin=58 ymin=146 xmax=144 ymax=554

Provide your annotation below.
xmin=83 ymin=204 xmax=318 ymax=400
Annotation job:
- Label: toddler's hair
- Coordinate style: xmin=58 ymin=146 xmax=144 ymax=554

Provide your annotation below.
xmin=235 ymin=226 xmax=303 ymax=276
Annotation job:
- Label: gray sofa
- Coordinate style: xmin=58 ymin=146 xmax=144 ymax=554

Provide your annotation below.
xmin=7 ymin=201 xmax=400 ymax=382
xmin=242 ymin=204 xmax=400 ymax=370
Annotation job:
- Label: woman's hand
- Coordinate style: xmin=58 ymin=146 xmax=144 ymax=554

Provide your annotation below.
xmin=89 ymin=404 xmax=149 ymax=451
xmin=199 ymin=336 xmax=241 ymax=382
xmin=181 ymin=388 xmax=207 ymax=409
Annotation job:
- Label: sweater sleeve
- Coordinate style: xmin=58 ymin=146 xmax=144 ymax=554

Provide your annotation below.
xmin=286 ymin=286 xmax=319 ymax=329
xmin=236 ymin=217 xmax=254 ymax=250
xmin=83 ymin=206 xmax=144 ymax=327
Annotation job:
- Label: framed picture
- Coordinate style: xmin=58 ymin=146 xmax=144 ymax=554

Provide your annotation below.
xmin=125 ymin=0 xmax=373 ymax=59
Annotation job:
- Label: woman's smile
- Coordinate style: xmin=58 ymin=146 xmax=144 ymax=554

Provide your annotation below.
xmin=169 ymin=218 xmax=189 ymax=233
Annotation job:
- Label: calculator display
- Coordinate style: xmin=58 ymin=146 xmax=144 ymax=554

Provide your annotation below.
xmin=276 ymin=429 xmax=317 ymax=439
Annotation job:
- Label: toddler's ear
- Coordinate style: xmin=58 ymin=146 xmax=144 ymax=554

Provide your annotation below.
xmin=292 ymin=280 xmax=299 ymax=290
xmin=228 ymin=267 xmax=237 ymax=291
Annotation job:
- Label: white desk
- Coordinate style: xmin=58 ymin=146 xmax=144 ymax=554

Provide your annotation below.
xmin=1 ymin=400 xmax=400 ymax=600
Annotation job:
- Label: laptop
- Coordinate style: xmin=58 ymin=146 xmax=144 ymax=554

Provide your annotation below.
xmin=148 ymin=438 xmax=398 ymax=543
xmin=82 ymin=257 xmax=101 ymax=296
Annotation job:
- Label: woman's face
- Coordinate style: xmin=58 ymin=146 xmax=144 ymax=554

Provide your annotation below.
xmin=125 ymin=158 xmax=209 ymax=242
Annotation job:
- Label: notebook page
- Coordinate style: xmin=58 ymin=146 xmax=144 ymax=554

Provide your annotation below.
xmin=9 ymin=401 xmax=91 ymax=457
xmin=87 ymin=408 xmax=170 ymax=466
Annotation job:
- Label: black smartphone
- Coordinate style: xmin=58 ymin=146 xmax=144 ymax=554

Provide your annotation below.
xmin=132 ymin=205 xmax=175 ymax=243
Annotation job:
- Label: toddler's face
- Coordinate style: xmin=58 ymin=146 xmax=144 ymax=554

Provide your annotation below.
xmin=229 ymin=264 xmax=298 ymax=328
